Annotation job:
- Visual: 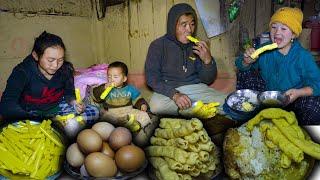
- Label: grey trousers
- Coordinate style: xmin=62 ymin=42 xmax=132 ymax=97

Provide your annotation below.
xmin=149 ymin=83 xmax=227 ymax=116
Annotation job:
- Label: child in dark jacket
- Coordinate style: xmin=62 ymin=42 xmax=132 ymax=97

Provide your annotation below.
xmin=0 ymin=31 xmax=99 ymax=127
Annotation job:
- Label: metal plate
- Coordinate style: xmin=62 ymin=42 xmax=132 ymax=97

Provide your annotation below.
xmin=0 ymin=120 xmax=66 ymax=180
xmin=258 ymin=91 xmax=289 ymax=107
xmin=226 ymin=89 xmax=260 ymax=113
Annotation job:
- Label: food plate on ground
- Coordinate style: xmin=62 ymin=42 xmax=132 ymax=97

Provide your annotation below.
xmin=64 ymin=122 xmax=148 ymax=180
xmin=223 ymin=108 xmax=317 ymax=179
xmin=0 ymin=120 xmax=66 ymax=180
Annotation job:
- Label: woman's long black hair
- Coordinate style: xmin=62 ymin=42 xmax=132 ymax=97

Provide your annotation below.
xmin=32 ymin=31 xmax=74 ymax=78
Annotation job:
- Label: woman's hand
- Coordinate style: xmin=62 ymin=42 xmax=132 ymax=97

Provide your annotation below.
xmin=243 ymin=47 xmax=256 ymax=66
xmin=141 ymin=104 xmax=148 ymax=111
xmin=173 ymin=92 xmax=192 ymax=110
xmin=71 ymin=100 xmax=85 ymax=114
xmin=285 ymin=87 xmax=313 ymax=104
xmin=285 ymin=89 xmax=300 ymax=103
xmin=192 ymin=41 xmax=212 ymax=64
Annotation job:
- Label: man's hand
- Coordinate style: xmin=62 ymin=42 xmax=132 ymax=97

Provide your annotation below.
xmin=173 ymin=92 xmax=192 ymax=110
xmin=192 ymin=41 xmax=212 ymax=64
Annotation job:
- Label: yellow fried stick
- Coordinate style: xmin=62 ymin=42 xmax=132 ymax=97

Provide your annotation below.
xmin=250 ymin=43 xmax=278 ymax=59
xmin=272 ymin=118 xmax=320 ymax=160
xmin=247 ymin=108 xmax=297 ymax=131
xmin=265 ymin=125 xmax=304 ymax=163
xmin=186 ymin=35 xmax=200 ymax=43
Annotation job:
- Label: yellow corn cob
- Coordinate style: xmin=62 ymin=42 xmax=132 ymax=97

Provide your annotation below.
xmin=186 ymin=35 xmax=200 ymax=43
xmin=100 ymin=83 xmax=115 ymax=99
xmin=250 ymin=43 xmax=278 ymax=59
xmin=75 ymin=88 xmax=81 ymax=103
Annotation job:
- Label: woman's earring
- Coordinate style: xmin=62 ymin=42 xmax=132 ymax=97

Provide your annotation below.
xmin=291 ymin=38 xmax=294 ymax=43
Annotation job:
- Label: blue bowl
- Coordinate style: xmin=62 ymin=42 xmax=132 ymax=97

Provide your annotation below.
xmin=224 ymin=89 xmax=261 ymax=122
xmin=223 ymin=103 xmax=259 ymax=122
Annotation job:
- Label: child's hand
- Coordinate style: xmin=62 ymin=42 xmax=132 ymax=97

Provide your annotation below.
xmin=104 ymin=82 xmax=114 ymax=88
xmin=141 ymin=104 xmax=148 ymax=111
xmin=243 ymin=47 xmax=256 ymax=65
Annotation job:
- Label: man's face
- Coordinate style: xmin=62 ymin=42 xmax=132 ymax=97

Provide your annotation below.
xmin=175 ymin=14 xmax=195 ymax=44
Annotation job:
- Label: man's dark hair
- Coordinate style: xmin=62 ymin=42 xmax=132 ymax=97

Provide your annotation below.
xmin=108 ymin=61 xmax=128 ymax=76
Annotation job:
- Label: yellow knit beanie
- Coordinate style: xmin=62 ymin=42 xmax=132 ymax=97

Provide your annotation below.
xmin=269 ymin=7 xmax=303 ymax=36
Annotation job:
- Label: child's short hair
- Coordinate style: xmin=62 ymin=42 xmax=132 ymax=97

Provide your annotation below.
xmin=108 ymin=61 xmax=128 ymax=76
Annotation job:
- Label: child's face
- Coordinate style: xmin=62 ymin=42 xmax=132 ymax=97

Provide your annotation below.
xmin=270 ymin=22 xmax=295 ymax=50
xmin=33 ymin=46 xmax=64 ymax=79
xmin=107 ymin=67 xmax=127 ymax=88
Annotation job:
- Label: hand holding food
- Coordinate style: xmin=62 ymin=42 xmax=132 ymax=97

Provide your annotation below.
xmin=250 ymin=43 xmax=278 ymax=59
xmin=186 ymin=35 xmax=212 ymax=64
xmin=100 ymin=83 xmax=115 ymax=99
xmin=186 ymin=35 xmax=200 ymax=43
xmin=173 ymin=92 xmax=192 ymax=110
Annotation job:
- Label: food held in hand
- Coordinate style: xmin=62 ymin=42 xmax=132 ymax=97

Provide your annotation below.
xmin=100 ymin=83 xmax=115 ymax=99
xmin=250 ymin=43 xmax=278 ymax=59
xmin=186 ymin=35 xmax=200 ymax=43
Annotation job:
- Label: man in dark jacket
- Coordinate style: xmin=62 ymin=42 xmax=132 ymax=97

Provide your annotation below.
xmin=145 ymin=3 xmax=226 ymax=116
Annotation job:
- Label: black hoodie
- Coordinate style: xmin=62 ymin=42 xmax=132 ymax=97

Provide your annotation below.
xmin=0 ymin=55 xmax=75 ymax=120
xmin=145 ymin=3 xmax=217 ymax=99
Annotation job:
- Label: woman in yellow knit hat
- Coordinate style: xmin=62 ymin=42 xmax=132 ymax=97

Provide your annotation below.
xmin=234 ymin=7 xmax=320 ymax=125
